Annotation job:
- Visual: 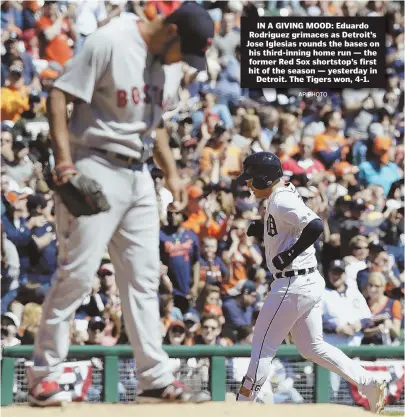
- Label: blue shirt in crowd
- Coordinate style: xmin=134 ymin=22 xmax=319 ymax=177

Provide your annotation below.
xmin=160 ymin=229 xmax=200 ymax=297
xmin=358 ymin=160 xmax=401 ymax=195
xmin=222 ymin=297 xmax=254 ymax=330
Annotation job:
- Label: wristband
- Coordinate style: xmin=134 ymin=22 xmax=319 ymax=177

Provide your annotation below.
xmin=55 ymin=164 xmax=76 ymax=176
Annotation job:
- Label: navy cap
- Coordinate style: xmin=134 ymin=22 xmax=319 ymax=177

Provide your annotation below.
xmin=27 ymin=193 xmax=47 ymax=212
xmin=165 ymin=3 xmax=214 ymax=71
xmin=351 ymin=198 xmax=366 ymax=211
xmin=329 ymin=259 xmax=345 ymax=272
xmin=88 ymin=316 xmax=105 ymax=331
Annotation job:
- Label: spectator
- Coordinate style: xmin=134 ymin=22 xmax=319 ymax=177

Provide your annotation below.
xmin=344 ymin=235 xmax=370 ymax=289
xmin=2 ymin=37 xmax=41 ymax=91
xmin=160 ymin=210 xmax=201 ymax=313
xmin=1 ymin=230 xmax=20 ymax=313
xmin=314 ymin=111 xmax=349 ymax=168
xmin=363 ymin=272 xmax=402 ymax=345
xmin=358 ymin=136 xmax=402 ymax=195
xmin=194 ymin=315 xmax=230 ymax=346
xmin=160 ymin=294 xmax=183 ymax=336
xmin=323 ymin=260 xmax=372 ymax=347
xmin=101 ymin=306 xmax=121 ymax=347
xmin=222 ymin=279 xmax=257 ymax=337
xmin=183 ymin=310 xmax=200 ymax=346
xmin=36 ymin=1 xmax=76 ymax=66
xmin=0 ymin=312 xmax=21 ymax=347
xmin=5 ymin=141 xmax=36 ymax=186
xmin=74 ymin=1 xmax=124 ymax=54
xmin=1 ymin=124 xmax=15 ymax=164
xmin=76 ymin=276 xmax=106 ymax=320
xmin=1 ymin=191 xmax=42 ymax=283
xmin=25 ymin=193 xmax=57 ymax=295
xmin=357 ymin=243 xmax=401 ymax=296
xmin=221 ymin=219 xmax=262 ymax=295
xmin=192 ymin=89 xmax=233 ymax=133
xmin=248 ymin=266 xmax=268 ymax=303
xmin=181 ymin=185 xmax=224 ymax=239
xmin=1 ymin=2 xmax=23 ymax=34
xmin=196 ymin=285 xmax=221 ymax=316
xmin=282 ymin=136 xmax=326 ymax=179
xmin=19 ymin=302 xmax=42 ymax=337
xmin=163 ymin=320 xmax=187 ymax=346
xmin=271 ymin=113 xmax=300 ymax=161
xmin=22 ymin=2 xmax=39 ymax=31
xmin=215 ymin=45 xmax=241 ymax=107
xmin=1 ymin=65 xmax=29 ymax=122
xmin=326 ymin=161 xmax=359 ymax=203
xmin=199 ymin=237 xmax=228 ymax=288
xmin=85 ymin=316 xmax=105 ymax=345
xmin=339 ymin=198 xmax=368 ymax=257
xmin=200 ymin=121 xmax=242 ymax=181
xmin=213 ymin=12 xmax=240 ymax=57
xmin=98 ymin=263 xmax=119 ymax=307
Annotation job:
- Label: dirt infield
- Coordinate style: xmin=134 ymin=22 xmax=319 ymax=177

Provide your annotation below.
xmin=2 ymin=402 xmax=379 ymax=417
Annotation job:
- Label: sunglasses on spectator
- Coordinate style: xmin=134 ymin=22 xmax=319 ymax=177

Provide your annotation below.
xmin=100 ymin=270 xmax=114 ymax=277
xmin=354 ymin=246 xmax=368 ymax=250
xmin=202 ymin=325 xmax=218 ymax=331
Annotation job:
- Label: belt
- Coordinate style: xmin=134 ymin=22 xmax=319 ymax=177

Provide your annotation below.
xmin=275 ymin=266 xmax=316 ymax=279
xmin=90 ymin=148 xmax=144 ymax=170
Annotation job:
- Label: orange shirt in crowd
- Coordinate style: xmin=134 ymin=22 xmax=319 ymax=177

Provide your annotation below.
xmin=200 ymin=145 xmax=242 ymax=177
xmin=151 ymin=1 xmax=181 ymax=16
xmin=369 ymin=298 xmax=403 ymax=321
xmin=315 ymin=133 xmax=347 ymax=154
xmin=1 ymin=86 xmax=29 ymax=122
xmin=182 ymin=211 xmax=222 ymax=239
xmin=37 ymin=17 xmax=72 ymax=66
xmin=220 ymin=256 xmax=247 ymax=296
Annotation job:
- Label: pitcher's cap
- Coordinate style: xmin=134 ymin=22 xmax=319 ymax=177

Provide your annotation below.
xmin=165 ymin=3 xmax=214 ymax=71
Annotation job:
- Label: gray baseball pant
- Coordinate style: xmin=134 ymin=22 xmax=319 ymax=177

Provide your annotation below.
xmin=27 ymin=149 xmax=174 ymax=392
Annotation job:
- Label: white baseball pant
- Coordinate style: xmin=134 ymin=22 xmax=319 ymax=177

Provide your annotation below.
xmin=237 ymin=271 xmax=375 ymax=401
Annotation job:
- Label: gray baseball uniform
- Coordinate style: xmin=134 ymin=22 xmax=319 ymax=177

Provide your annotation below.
xmin=27 ymin=13 xmax=182 ymax=392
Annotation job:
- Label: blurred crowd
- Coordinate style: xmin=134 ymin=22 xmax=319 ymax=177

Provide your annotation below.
xmin=1 ymin=1 xmax=404 ymax=396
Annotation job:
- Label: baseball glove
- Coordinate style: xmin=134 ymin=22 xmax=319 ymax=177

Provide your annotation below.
xmin=56 ymin=173 xmax=111 ymax=217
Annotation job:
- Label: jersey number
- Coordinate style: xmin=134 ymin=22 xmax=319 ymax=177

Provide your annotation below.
xmin=267 ymin=215 xmax=278 ymax=237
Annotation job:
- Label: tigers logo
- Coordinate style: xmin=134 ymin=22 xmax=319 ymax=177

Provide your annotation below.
xmin=202 ymin=38 xmax=212 ymax=52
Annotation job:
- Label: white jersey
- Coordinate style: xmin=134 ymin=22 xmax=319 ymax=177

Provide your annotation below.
xmin=322 ymin=285 xmax=372 ymax=346
xmin=54 ymin=13 xmax=182 ymax=159
xmin=264 ymin=183 xmax=319 ymax=274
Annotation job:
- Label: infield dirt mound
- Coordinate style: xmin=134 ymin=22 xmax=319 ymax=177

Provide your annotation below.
xmin=2 ymin=402 xmax=378 ymax=417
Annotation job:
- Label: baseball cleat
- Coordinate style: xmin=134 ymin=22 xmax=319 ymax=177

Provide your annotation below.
xmin=28 ymin=380 xmax=72 ymax=407
xmin=362 ymin=379 xmax=387 ymax=414
xmin=136 ymin=380 xmax=211 ymax=403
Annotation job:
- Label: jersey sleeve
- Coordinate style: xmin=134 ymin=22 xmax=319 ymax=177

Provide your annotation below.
xmin=275 ymin=191 xmax=320 ymax=231
xmin=53 ymin=31 xmax=111 ymax=104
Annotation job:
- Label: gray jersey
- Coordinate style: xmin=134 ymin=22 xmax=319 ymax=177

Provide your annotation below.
xmin=54 ymin=13 xmax=182 ymax=159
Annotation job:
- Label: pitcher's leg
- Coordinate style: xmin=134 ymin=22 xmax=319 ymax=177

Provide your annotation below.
xmin=27 ymin=196 xmax=120 ymax=390
xmin=108 ymin=171 xmax=173 ymax=392
xmin=237 ymin=278 xmax=298 ymax=402
xmin=27 ymin=156 xmax=127 ymax=395
xmin=290 ymin=299 xmax=374 ymax=387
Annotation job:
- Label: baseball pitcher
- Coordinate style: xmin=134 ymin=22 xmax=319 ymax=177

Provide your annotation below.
xmin=27 ymin=3 xmax=214 ymax=406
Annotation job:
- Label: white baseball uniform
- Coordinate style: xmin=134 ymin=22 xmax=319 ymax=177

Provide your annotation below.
xmin=237 ymin=183 xmax=377 ymax=401
xmin=28 ymin=13 xmax=182 ymax=392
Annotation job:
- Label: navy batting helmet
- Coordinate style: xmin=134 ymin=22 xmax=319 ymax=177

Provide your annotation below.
xmin=237 ymin=152 xmax=283 ymax=190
